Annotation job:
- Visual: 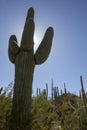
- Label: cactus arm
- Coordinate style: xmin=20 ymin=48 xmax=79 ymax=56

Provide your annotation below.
xmin=8 ymin=35 xmax=20 ymax=64
xmin=21 ymin=8 xmax=35 ymax=51
xmin=34 ymin=27 xmax=54 ymax=64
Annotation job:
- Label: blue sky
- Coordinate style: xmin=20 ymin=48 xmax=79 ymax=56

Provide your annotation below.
xmin=0 ymin=0 xmax=87 ymax=96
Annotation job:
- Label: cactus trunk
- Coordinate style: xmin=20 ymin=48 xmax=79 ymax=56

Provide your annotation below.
xmin=10 ymin=51 xmax=35 ymax=130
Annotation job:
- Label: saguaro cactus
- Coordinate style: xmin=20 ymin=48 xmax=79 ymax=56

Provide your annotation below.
xmin=80 ymin=76 xmax=86 ymax=106
xmin=8 ymin=7 xmax=54 ymax=130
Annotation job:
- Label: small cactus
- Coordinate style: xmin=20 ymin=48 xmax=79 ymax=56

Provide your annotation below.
xmin=8 ymin=7 xmax=54 ymax=130
xmin=46 ymin=83 xmax=48 ymax=99
xmin=36 ymin=88 xmax=38 ymax=96
xmin=80 ymin=76 xmax=86 ymax=106
xmin=51 ymin=79 xmax=54 ymax=102
xmin=64 ymin=82 xmax=67 ymax=94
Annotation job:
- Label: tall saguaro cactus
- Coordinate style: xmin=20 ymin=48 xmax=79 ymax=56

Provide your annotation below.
xmin=8 ymin=7 xmax=54 ymax=130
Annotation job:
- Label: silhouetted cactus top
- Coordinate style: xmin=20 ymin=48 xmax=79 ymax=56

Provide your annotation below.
xmin=8 ymin=7 xmax=54 ymax=64
xmin=8 ymin=7 xmax=54 ymax=130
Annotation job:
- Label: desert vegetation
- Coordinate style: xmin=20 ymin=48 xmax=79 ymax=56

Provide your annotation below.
xmin=0 ymin=76 xmax=87 ymax=130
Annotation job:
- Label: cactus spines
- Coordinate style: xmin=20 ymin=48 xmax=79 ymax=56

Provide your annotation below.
xmin=8 ymin=7 xmax=54 ymax=129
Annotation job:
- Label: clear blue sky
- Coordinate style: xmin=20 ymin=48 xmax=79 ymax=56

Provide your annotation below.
xmin=0 ymin=0 xmax=87 ymax=96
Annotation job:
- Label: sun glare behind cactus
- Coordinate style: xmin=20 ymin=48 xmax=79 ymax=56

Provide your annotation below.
xmin=34 ymin=34 xmax=41 ymax=52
